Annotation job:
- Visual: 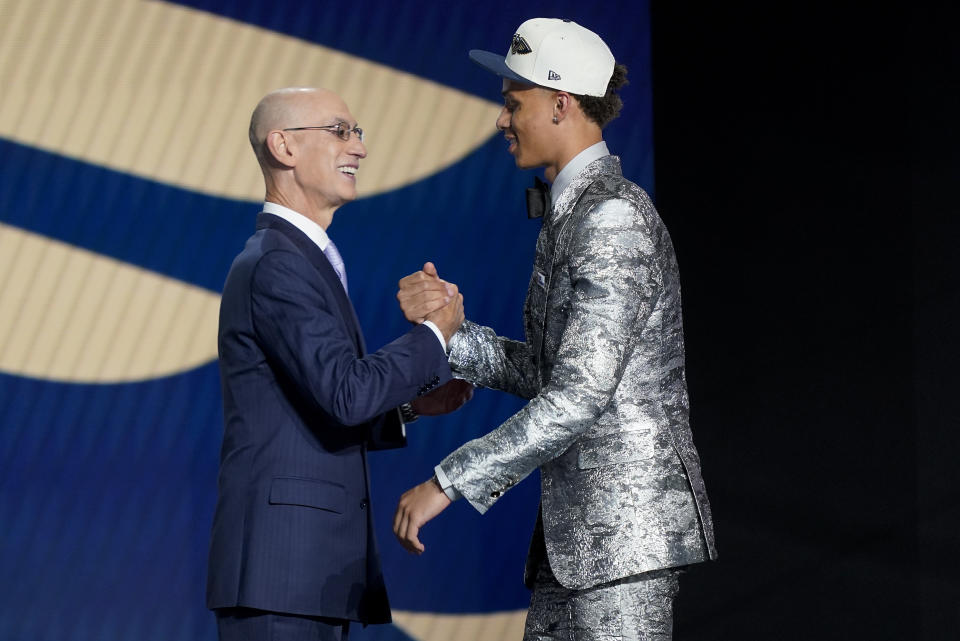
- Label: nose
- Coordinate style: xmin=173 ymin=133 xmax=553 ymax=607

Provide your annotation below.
xmin=348 ymin=135 xmax=367 ymax=159
xmin=496 ymin=107 xmax=511 ymax=131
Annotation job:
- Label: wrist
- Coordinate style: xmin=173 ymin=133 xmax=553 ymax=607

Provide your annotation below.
xmin=399 ymin=402 xmax=419 ymax=423
xmin=432 ymin=466 xmax=461 ymax=502
xmin=430 ymin=475 xmax=453 ymax=505
xmin=421 ymin=319 xmax=447 ymax=350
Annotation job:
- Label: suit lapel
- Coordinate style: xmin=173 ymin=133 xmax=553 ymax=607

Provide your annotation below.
xmin=256 ymin=213 xmax=366 ymax=355
xmin=523 ymin=224 xmax=551 ymax=370
xmin=524 ymin=156 xmax=623 ymax=368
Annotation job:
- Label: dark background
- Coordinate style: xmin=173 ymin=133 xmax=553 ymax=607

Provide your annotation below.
xmin=650 ymin=2 xmax=959 ymax=639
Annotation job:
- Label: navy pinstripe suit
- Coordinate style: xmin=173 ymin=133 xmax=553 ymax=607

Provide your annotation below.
xmin=207 ymin=213 xmax=450 ymax=624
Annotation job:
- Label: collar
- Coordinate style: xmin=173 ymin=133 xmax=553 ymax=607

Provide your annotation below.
xmin=550 ymin=141 xmax=610 ymax=206
xmin=262 ymin=201 xmax=331 ymax=252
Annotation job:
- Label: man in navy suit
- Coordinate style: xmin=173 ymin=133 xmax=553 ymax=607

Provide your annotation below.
xmin=206 ymin=87 xmax=469 ymax=641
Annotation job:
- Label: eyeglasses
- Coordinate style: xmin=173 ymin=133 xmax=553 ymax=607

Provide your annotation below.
xmin=283 ymin=122 xmax=364 ymax=142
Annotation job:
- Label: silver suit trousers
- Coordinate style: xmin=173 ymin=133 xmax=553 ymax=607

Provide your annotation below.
xmin=523 ymin=558 xmax=680 ymax=641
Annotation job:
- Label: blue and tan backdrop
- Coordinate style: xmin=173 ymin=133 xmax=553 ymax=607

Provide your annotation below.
xmin=0 ymin=1 xmax=655 ymax=639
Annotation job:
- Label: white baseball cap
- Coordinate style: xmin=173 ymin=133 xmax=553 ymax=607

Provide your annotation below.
xmin=469 ymin=18 xmax=615 ymax=97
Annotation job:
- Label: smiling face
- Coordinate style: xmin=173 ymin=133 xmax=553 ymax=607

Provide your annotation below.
xmin=286 ymin=90 xmax=367 ymax=212
xmin=496 ymin=79 xmax=559 ymax=171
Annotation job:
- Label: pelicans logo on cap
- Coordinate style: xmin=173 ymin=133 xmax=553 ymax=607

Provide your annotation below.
xmin=511 ymin=34 xmax=532 ymax=54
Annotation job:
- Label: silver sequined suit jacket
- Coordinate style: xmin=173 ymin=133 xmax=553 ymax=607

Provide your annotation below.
xmin=441 ymin=155 xmax=717 ymax=590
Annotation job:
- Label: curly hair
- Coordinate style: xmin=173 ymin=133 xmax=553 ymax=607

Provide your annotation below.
xmin=572 ymin=64 xmax=629 ymax=128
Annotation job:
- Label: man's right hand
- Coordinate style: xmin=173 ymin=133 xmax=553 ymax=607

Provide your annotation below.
xmin=427 ymin=290 xmax=464 ymax=344
xmin=397 ymin=262 xmax=459 ymax=323
xmin=393 ymin=477 xmax=453 ymax=555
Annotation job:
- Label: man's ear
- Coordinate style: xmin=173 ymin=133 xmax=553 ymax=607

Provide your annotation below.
xmin=554 ymin=91 xmax=573 ymax=123
xmin=265 ymin=130 xmax=296 ymax=168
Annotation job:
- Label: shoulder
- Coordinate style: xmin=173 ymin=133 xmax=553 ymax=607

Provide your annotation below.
xmin=563 ymin=178 xmax=668 ymax=267
xmin=224 ymin=229 xmax=297 ymax=282
xmin=223 ymin=229 xmax=319 ymax=298
xmin=229 ymin=226 xmax=299 ymax=266
xmin=582 ymin=173 xmax=654 ymax=217
xmin=572 ymin=171 xmax=668 ymax=244
xmin=572 ymin=182 xmax=654 ymax=235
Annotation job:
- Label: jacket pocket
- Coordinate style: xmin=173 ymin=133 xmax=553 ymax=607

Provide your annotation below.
xmin=269 ymin=476 xmax=346 ymax=514
xmin=577 ymin=429 xmax=653 ymax=470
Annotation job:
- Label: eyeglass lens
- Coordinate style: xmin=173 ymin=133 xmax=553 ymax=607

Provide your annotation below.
xmin=336 ymin=123 xmax=363 ymax=142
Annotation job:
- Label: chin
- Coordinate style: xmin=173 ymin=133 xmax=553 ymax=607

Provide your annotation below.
xmin=512 ymin=153 xmax=531 ymax=169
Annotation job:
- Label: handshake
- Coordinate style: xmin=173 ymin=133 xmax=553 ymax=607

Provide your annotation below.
xmin=399 ymin=262 xmax=473 ymax=418
xmin=397 ymin=261 xmax=465 ymax=345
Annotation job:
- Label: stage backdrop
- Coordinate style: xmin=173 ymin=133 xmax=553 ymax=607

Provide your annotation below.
xmin=0 ymin=1 xmax=656 ymax=639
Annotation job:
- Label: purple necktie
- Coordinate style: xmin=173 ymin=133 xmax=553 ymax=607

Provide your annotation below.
xmin=323 ymin=239 xmax=348 ymax=294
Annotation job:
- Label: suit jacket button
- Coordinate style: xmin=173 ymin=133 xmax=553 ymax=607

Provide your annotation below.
xmin=490 ymin=491 xmax=500 ymax=498
xmin=360 ymin=499 xmax=369 ymax=509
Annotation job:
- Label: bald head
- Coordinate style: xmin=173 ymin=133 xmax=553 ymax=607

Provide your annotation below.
xmin=247 ymin=87 xmax=367 ymax=226
xmin=248 ymin=87 xmax=347 ymax=166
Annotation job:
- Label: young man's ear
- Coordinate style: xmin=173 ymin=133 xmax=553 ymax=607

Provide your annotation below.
xmin=553 ymin=92 xmax=572 ymax=123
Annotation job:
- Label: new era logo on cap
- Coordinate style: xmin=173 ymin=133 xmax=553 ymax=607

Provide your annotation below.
xmin=468 ymin=18 xmax=615 ymax=97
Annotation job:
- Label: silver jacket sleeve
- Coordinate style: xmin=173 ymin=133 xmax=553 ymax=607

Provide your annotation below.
xmin=446 ymin=321 xmax=539 ymax=400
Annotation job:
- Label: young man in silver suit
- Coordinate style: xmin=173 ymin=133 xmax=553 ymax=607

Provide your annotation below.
xmin=393 ymin=18 xmax=717 ymax=640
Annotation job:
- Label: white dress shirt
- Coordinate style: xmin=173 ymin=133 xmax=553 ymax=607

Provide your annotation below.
xmin=550 ymin=140 xmax=610 ymax=205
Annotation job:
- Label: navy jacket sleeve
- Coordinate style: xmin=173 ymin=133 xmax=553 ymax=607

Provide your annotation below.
xmin=250 ymin=248 xmax=450 ymax=426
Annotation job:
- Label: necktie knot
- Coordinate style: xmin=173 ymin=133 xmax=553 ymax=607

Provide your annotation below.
xmin=323 ymin=239 xmax=348 ymax=293
xmin=526 ymin=176 xmax=551 ymax=219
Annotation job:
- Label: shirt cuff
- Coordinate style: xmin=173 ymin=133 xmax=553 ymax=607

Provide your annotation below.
xmin=434 ymin=464 xmax=461 ymax=501
xmin=422 ymin=320 xmax=446 ymax=350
